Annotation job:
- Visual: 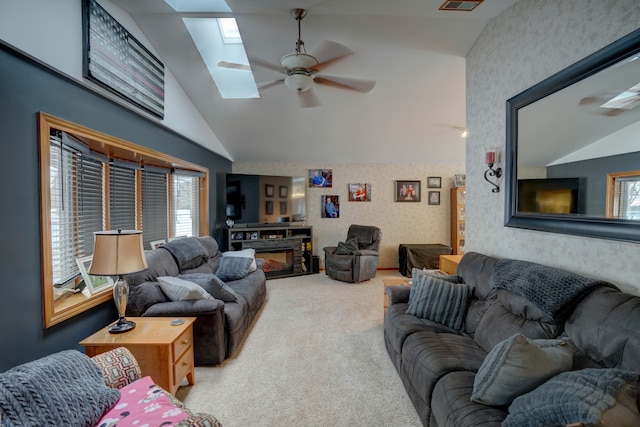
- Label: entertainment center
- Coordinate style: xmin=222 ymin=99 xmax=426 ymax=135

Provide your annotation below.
xmin=227 ymin=225 xmax=313 ymax=279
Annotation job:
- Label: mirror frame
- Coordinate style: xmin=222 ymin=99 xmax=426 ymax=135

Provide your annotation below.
xmin=505 ymin=28 xmax=640 ymax=243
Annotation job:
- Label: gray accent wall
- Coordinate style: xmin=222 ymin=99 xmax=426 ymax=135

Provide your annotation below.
xmin=0 ymin=44 xmax=231 ymax=371
xmin=466 ymin=0 xmax=640 ymax=293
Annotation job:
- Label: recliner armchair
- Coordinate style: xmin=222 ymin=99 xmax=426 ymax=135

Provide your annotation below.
xmin=323 ymin=224 xmax=382 ymax=283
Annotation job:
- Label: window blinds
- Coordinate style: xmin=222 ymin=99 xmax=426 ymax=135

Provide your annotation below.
xmin=142 ymin=167 xmax=169 ymax=248
xmin=50 ymin=132 xmax=103 ymax=285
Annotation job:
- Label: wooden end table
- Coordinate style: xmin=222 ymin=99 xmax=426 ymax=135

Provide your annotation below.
xmin=439 ymin=254 xmax=464 ymax=275
xmin=80 ymin=317 xmax=196 ymax=395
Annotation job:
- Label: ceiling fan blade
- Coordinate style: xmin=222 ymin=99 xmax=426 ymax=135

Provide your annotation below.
xmin=217 ymin=61 xmax=251 ymax=71
xmin=249 ymin=56 xmax=284 ymax=74
xmin=298 ymin=88 xmax=321 ymax=108
xmin=310 ymin=40 xmax=353 ymax=68
xmin=315 ymin=74 xmax=376 ymax=93
xmin=257 ymin=79 xmax=285 ymax=91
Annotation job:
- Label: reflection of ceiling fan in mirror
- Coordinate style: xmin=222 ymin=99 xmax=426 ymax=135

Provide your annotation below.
xmin=218 ymin=8 xmax=376 ymax=108
xmin=578 ymin=85 xmax=640 ymax=116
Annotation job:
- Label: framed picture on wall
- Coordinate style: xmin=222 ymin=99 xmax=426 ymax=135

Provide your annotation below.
xmin=280 ymin=201 xmax=287 ymax=215
xmin=309 ymin=169 xmax=332 ymax=188
xmin=348 ymin=183 xmax=371 ymax=201
xmin=395 ymin=180 xmax=421 ymax=202
xmin=279 ymin=185 xmax=288 ymax=198
xmin=82 ymin=0 xmax=165 ymax=118
xmin=427 ymin=177 xmax=441 ymax=188
xmin=266 ymin=200 xmax=274 ymax=215
xmin=428 ymin=191 xmax=441 ymax=205
xmin=76 ymin=255 xmax=114 ymax=295
xmin=321 ymin=195 xmax=340 ymax=218
xmin=265 ymin=184 xmax=275 ymax=197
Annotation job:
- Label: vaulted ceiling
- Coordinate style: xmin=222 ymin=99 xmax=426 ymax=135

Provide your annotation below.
xmin=110 ymin=0 xmax=519 ymax=163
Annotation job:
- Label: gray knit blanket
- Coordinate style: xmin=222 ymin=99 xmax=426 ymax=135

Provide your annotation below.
xmin=162 ymin=237 xmax=208 ymax=270
xmin=503 ymin=368 xmax=639 ymax=427
xmin=0 ymin=350 xmax=120 ymax=427
xmin=491 ymin=259 xmax=617 ymax=319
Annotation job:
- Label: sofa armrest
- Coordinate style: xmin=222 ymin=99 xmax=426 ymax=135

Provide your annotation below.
xmin=91 ymin=347 xmax=142 ymax=389
xmin=386 ymin=285 xmax=411 ymax=305
xmin=143 ymin=298 xmax=224 ymax=316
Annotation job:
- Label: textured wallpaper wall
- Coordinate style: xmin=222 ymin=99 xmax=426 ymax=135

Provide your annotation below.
xmin=232 ymin=162 xmax=465 ymax=269
xmin=466 ymin=0 xmax=640 ymax=293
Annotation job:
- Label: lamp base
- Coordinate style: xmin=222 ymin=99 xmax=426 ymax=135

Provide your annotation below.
xmin=108 ymin=318 xmax=136 ymax=334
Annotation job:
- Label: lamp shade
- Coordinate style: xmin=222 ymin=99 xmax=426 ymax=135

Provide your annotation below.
xmin=89 ymin=230 xmax=148 ymax=276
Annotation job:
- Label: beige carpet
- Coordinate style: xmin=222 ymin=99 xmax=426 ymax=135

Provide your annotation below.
xmin=177 ymin=272 xmax=422 ymax=427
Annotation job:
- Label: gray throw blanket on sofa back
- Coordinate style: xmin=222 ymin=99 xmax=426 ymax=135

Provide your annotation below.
xmin=0 ymin=350 xmax=120 ymax=427
xmin=491 ymin=259 xmax=617 ymax=319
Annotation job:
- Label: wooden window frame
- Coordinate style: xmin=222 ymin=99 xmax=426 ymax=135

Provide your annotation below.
xmin=39 ymin=112 xmax=209 ymax=327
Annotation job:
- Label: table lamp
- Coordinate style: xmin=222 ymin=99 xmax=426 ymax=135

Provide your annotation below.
xmin=89 ymin=229 xmax=148 ymax=333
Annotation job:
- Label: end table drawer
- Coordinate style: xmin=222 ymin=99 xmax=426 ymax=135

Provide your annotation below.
xmin=174 ymin=346 xmax=194 ymax=386
xmin=173 ymin=328 xmax=192 ymax=359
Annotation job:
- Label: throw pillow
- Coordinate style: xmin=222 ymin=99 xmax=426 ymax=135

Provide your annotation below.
xmin=335 ymin=237 xmax=359 ymax=255
xmin=216 ymin=256 xmax=254 ymax=281
xmin=222 ymin=248 xmax=257 ymax=272
xmin=157 ymin=276 xmax=214 ymax=301
xmin=412 ymin=268 xmax=463 ymax=284
xmin=96 ymin=376 xmax=188 ymax=427
xmin=178 ymin=273 xmax=238 ymax=302
xmin=471 ymin=334 xmax=573 ymax=406
xmin=406 ymin=274 xmax=471 ymax=330
xmin=503 ymin=368 xmax=640 ymax=427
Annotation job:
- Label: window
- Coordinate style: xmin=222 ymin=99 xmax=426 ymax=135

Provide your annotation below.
xmin=39 ymin=113 xmax=209 ymax=327
xmin=606 ymin=171 xmax=640 ymax=219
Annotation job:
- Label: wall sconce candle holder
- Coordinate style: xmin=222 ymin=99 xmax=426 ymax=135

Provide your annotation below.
xmin=484 ymin=151 xmax=502 ymax=193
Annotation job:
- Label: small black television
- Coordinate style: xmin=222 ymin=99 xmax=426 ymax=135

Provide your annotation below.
xmin=225 ymin=173 xmax=306 ymax=227
xmin=517 ymin=178 xmax=582 ymax=214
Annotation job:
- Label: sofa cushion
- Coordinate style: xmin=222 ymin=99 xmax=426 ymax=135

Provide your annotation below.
xmin=178 ymin=273 xmax=238 ymax=302
xmin=335 ymin=237 xmax=359 ymax=255
xmin=96 ymin=376 xmax=188 ymax=427
xmin=565 ymin=286 xmax=640 ymax=371
xmin=222 ymin=248 xmax=257 ymax=272
xmin=432 ymin=371 xmax=509 ymax=427
xmin=157 ymin=276 xmax=213 ymax=301
xmin=471 ymin=334 xmax=573 ymax=406
xmin=406 ymin=273 xmax=471 ymax=331
xmin=503 ymin=368 xmax=640 ymax=427
xmin=128 ymin=281 xmax=168 ymax=315
xmin=216 ymin=256 xmax=253 ymax=281
xmin=474 ymin=289 xmax=563 ymax=353
xmin=161 ymin=238 xmax=209 ymax=270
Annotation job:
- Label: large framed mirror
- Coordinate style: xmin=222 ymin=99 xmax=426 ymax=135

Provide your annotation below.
xmin=505 ymin=28 xmax=640 ymax=242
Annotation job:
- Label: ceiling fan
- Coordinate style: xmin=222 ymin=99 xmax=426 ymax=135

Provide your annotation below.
xmin=578 ymin=86 xmax=640 ymax=116
xmin=219 ymin=8 xmax=376 ymax=108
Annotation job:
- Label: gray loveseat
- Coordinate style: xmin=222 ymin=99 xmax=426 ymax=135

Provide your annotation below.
xmin=125 ymin=236 xmax=266 ymax=365
xmin=385 ymin=251 xmax=640 ymax=426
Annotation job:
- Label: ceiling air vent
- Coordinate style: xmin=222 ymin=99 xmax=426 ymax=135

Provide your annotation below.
xmin=439 ymin=1 xmax=484 ymax=12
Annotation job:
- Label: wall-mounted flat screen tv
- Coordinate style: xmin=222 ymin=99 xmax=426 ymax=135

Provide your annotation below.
xmin=517 ymin=178 xmax=582 ymax=214
xmin=225 ymin=174 xmax=306 ymax=226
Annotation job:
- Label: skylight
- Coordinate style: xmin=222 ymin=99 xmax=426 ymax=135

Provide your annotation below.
xmin=165 ymin=0 xmax=258 ymax=99
xmin=164 ymin=0 xmax=230 ymax=12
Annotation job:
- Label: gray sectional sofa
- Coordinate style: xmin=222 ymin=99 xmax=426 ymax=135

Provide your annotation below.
xmin=125 ymin=236 xmax=266 ymax=365
xmin=384 ymin=251 xmax=640 ymax=427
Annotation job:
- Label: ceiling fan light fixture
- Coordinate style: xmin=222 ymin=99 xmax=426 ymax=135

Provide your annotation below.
xmin=285 ymin=74 xmax=314 ymax=92
xmin=281 ymin=53 xmax=318 ymax=70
